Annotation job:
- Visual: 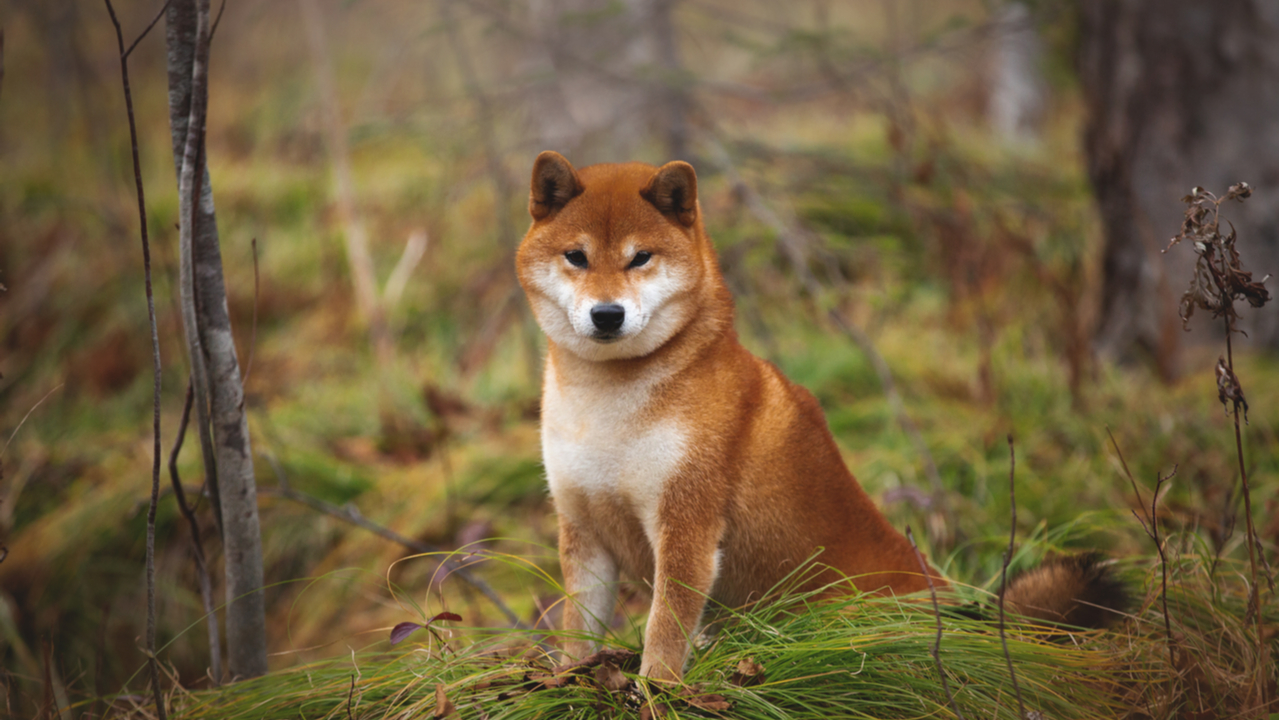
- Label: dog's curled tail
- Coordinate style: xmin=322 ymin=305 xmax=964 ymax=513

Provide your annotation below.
xmin=1001 ymin=553 xmax=1130 ymax=630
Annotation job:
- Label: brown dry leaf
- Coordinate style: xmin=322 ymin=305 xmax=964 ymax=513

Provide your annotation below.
xmin=1226 ymin=181 xmax=1252 ymax=200
xmin=593 ymin=660 xmax=630 ymax=692
xmin=434 ymin=684 xmax=455 ymax=718
xmin=729 ymin=656 xmax=765 ymax=687
xmin=1215 ymin=356 xmax=1250 ymax=421
xmin=528 ymin=672 xmax=569 ymax=689
xmin=638 ymin=700 xmax=668 ymax=720
xmin=680 ymin=688 xmax=732 ymax=711
xmin=552 ymin=647 xmax=639 ymax=676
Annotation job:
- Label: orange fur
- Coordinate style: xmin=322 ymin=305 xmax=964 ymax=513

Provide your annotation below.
xmin=517 ymin=152 xmax=946 ymax=683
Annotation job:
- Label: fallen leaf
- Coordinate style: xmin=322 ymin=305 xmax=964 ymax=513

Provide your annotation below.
xmin=434 ymin=684 xmax=455 ymax=718
xmin=528 ymin=672 xmax=569 ymax=689
xmin=683 ymin=692 xmax=731 ymax=711
xmin=594 ymin=660 xmax=630 ymax=692
xmin=638 ymin=700 xmax=668 ymax=720
xmin=552 ymin=647 xmax=639 ymax=675
xmin=729 ymin=656 xmax=765 ymax=686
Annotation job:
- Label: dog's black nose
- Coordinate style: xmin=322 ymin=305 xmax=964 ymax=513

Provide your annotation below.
xmin=590 ymin=304 xmax=626 ymax=333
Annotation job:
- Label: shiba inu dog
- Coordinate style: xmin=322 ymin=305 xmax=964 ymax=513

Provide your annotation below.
xmin=516 ymin=151 xmax=1124 ymax=683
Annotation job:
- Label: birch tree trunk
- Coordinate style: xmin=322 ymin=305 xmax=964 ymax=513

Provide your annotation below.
xmin=166 ymin=0 xmax=268 ymax=680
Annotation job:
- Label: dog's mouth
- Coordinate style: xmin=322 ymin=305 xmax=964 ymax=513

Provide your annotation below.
xmin=589 ymin=332 xmax=623 ymax=344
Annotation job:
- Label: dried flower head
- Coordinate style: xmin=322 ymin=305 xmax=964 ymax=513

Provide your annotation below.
xmin=1165 ymin=183 xmax=1270 ymax=332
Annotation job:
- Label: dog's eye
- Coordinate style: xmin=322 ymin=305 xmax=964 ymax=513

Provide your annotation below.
xmin=629 ymin=251 xmax=652 ymax=268
xmin=564 ymin=250 xmax=588 ymax=268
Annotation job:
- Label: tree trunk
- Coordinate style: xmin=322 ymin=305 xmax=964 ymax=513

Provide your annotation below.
xmin=987 ymin=2 xmax=1045 ymax=145
xmin=1079 ymin=0 xmax=1278 ymax=377
xmin=166 ymin=0 xmax=268 ymax=680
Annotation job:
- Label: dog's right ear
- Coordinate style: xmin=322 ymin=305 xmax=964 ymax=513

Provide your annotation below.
xmin=529 ymin=151 xmax=584 ymax=221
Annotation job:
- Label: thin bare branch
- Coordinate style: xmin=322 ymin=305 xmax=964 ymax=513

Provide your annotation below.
xmin=259 ymin=451 xmax=526 ymax=630
xmin=998 ymin=434 xmax=1027 ymax=719
xmin=906 ymin=525 xmax=965 ymax=720
xmin=123 ymin=0 xmax=174 ymax=59
xmin=208 ymin=0 xmax=227 ymax=44
xmin=1108 ymin=428 xmax=1175 ymax=665
xmin=105 ymin=0 xmax=167 ymax=714
xmin=168 ymin=381 xmax=222 ymax=685
xmin=1106 ymin=427 xmax=1153 ymax=537
xmin=0 ymin=384 xmax=64 ymax=463
xmin=346 ymin=674 xmax=356 ymax=720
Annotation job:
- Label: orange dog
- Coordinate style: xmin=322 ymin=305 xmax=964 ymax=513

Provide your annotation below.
xmin=516 ymin=152 xmax=1121 ymax=683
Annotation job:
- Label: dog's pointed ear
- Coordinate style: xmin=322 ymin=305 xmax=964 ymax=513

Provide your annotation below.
xmin=641 ymin=161 xmax=698 ymax=227
xmin=529 ymin=151 xmax=584 ymax=221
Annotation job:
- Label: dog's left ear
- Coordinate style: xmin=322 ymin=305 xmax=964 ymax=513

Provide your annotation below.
xmin=641 ymin=161 xmax=698 ymax=227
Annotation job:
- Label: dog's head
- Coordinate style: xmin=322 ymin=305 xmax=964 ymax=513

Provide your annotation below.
xmin=516 ymin=152 xmax=715 ymax=362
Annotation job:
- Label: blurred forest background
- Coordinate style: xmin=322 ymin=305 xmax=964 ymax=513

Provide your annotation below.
xmin=0 ymin=0 xmax=1276 ymax=716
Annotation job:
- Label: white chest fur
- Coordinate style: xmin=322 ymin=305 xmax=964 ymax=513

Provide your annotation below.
xmin=540 ymin=367 xmax=688 ymax=547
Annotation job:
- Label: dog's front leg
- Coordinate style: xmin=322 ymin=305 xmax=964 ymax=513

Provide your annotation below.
xmin=558 ymin=519 xmax=619 ymax=662
xmin=640 ymin=510 xmax=724 ymax=684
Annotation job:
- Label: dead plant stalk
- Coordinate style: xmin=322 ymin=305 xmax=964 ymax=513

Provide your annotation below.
xmin=1166 ymin=183 xmax=1270 ymax=701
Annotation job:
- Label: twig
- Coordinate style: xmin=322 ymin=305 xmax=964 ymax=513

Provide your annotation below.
xmin=258 ymin=451 xmax=526 ymax=629
xmin=998 ymin=434 xmax=1027 ymax=719
xmin=122 ymin=0 xmax=173 ymax=60
xmin=168 ymin=382 xmax=223 ymax=685
xmin=906 ymin=525 xmax=965 ymax=720
xmin=346 ymin=674 xmax=355 ymax=720
xmin=208 ymin=0 xmax=227 ymax=43
xmin=105 ymin=0 xmax=167 ymax=715
xmin=1107 ymin=429 xmax=1175 ymax=665
xmin=0 ymin=384 xmax=64 ymax=463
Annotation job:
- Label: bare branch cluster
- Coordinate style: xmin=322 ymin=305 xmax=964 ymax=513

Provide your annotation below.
xmin=1108 ymin=429 xmax=1176 ymax=665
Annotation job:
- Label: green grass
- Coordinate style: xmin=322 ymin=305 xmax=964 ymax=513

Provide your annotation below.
xmin=161 ymin=583 xmax=1133 ymax=720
